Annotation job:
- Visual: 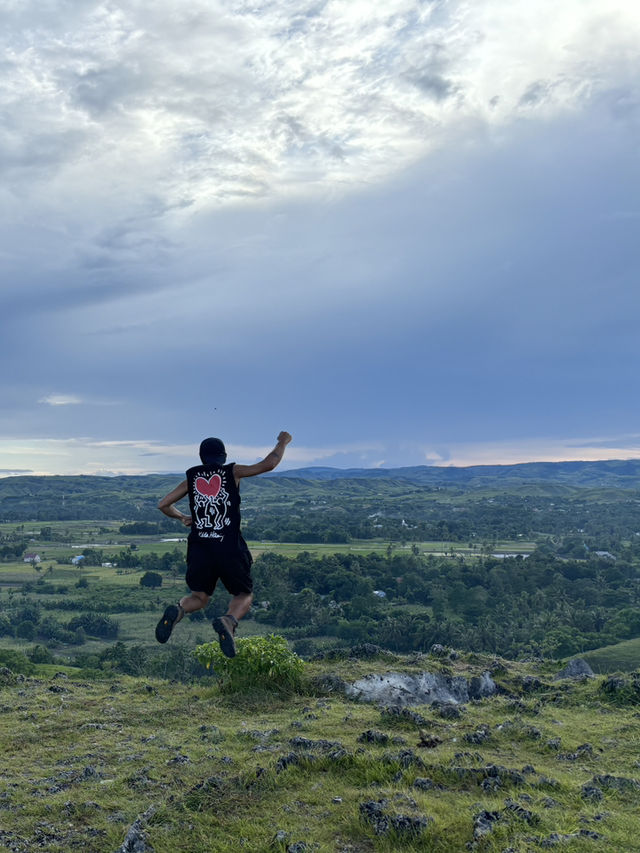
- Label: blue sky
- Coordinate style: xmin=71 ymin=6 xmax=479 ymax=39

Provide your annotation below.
xmin=1 ymin=0 xmax=639 ymax=475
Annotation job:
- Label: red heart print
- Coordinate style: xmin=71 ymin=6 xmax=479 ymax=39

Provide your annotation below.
xmin=195 ymin=475 xmax=221 ymax=497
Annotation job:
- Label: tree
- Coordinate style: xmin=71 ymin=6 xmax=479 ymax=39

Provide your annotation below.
xmin=16 ymin=620 xmax=36 ymax=640
xmin=140 ymin=571 xmax=163 ymax=589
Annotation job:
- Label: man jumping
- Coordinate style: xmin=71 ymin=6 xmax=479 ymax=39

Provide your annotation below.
xmin=155 ymin=431 xmax=292 ymax=656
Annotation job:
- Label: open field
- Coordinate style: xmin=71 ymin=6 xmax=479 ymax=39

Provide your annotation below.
xmin=584 ymin=637 xmax=640 ymax=673
xmin=2 ymin=648 xmax=640 ymax=852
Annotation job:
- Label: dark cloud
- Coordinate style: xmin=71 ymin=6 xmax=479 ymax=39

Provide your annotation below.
xmin=519 ymin=80 xmax=553 ymax=107
xmin=412 ymin=72 xmax=456 ymax=101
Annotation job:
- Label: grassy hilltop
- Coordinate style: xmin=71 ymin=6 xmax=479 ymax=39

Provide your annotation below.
xmin=2 ymin=645 xmax=640 ymax=853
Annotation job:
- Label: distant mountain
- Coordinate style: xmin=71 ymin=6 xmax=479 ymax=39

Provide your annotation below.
xmin=271 ymin=459 xmax=640 ymax=488
xmin=1 ymin=459 xmax=640 ymax=522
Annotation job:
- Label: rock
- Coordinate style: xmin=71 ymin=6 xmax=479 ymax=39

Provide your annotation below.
xmin=116 ymin=806 xmax=156 ymax=852
xmin=289 ymin=737 xmax=343 ymax=752
xmin=287 ymin=843 xmax=308 ymax=852
xmin=464 ymin=727 xmax=491 ymax=745
xmin=413 ymin=778 xmax=438 ymax=791
xmin=357 ymin=730 xmax=389 ymax=745
xmin=166 ymin=754 xmax=190 ymax=765
xmin=346 ymin=670 xmax=497 ymax=706
xmin=557 ymin=743 xmax=595 ymax=762
xmin=359 ymin=800 xmax=389 ymax=835
xmin=276 ymin=752 xmax=301 ymax=772
xmin=359 ymin=800 xmax=431 ymax=837
xmin=417 ymin=731 xmax=442 ymax=749
xmin=537 ymin=829 xmax=603 ymax=846
xmin=469 ymin=673 xmax=497 ymax=699
xmin=473 ymin=810 xmax=501 ymax=839
xmin=438 ymin=703 xmax=462 ymax=719
xmin=82 ymin=765 xmax=103 ymax=781
xmin=383 ymin=749 xmax=426 ymax=769
xmin=430 ymin=644 xmax=448 ymax=657
xmin=554 ymin=658 xmax=595 ymax=680
xmin=589 ymin=774 xmax=640 ymax=793
xmin=581 ymin=784 xmax=604 ymax=801
xmin=389 ymin=814 xmax=431 ymax=836
xmin=380 ymin=705 xmax=429 ymax=726
xmin=504 ymin=798 xmax=539 ymax=824
xmin=244 ymin=729 xmax=280 ymax=741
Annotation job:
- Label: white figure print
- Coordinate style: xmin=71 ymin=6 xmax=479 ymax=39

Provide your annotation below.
xmin=193 ymin=472 xmax=230 ymax=538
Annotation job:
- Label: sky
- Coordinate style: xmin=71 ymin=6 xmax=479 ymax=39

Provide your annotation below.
xmin=1 ymin=0 xmax=639 ymax=476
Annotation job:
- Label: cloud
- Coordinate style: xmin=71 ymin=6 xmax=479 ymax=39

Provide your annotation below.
xmin=423 ymin=436 xmax=640 ymax=468
xmin=2 ymin=0 xmax=637 ymax=220
xmin=0 ymin=437 xmax=386 ymax=476
xmin=38 ymin=394 xmax=83 ymax=407
xmin=1 ymin=1 xmax=639 ymax=473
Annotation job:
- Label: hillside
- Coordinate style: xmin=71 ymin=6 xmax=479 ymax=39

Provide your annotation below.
xmin=2 ymin=459 xmax=640 ymax=525
xmin=269 ymin=459 xmax=640 ymax=488
xmin=2 ymin=645 xmax=639 ymax=852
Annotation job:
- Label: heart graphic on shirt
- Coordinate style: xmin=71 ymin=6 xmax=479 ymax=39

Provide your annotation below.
xmin=195 ymin=475 xmax=222 ymax=498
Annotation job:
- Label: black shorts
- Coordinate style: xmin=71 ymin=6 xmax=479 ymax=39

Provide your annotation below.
xmin=185 ymin=536 xmax=253 ymax=597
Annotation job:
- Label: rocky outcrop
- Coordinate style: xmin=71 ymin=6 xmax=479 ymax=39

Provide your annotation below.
xmin=554 ymin=659 xmax=594 ymax=680
xmin=344 ymin=670 xmax=497 ymax=706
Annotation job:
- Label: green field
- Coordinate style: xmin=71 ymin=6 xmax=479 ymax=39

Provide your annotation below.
xmin=3 ymin=648 xmax=640 ymax=852
xmin=583 ymin=637 xmax=640 ymax=673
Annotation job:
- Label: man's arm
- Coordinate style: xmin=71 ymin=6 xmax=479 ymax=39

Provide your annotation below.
xmin=158 ymin=480 xmax=192 ymax=527
xmin=234 ymin=431 xmax=292 ymax=481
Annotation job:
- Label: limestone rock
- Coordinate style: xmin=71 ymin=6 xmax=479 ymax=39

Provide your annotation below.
xmin=554 ymin=659 xmax=595 ymax=680
xmin=346 ymin=670 xmax=497 ymax=706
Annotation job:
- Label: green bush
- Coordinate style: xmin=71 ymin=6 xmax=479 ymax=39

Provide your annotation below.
xmin=194 ymin=634 xmax=305 ymax=694
xmin=29 ymin=644 xmax=54 ymax=664
xmin=0 ymin=648 xmax=35 ymax=675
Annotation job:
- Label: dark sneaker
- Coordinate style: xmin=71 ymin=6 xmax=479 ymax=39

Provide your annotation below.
xmin=155 ymin=604 xmax=180 ymax=644
xmin=212 ymin=614 xmax=238 ymax=658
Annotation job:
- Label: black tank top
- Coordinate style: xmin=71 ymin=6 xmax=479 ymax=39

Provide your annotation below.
xmin=185 ymin=462 xmax=241 ymax=545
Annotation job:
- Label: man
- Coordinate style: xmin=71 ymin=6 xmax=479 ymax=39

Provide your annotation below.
xmin=155 ymin=431 xmax=292 ymax=657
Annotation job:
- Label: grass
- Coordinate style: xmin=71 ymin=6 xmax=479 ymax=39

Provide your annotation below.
xmin=583 ymin=637 xmax=640 ymax=673
xmin=2 ymin=649 xmax=640 ymax=851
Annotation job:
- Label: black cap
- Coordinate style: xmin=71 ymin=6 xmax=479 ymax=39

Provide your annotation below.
xmin=199 ymin=437 xmax=227 ymax=466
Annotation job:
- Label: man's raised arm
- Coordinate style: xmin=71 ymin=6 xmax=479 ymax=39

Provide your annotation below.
xmin=234 ymin=431 xmax=292 ymax=481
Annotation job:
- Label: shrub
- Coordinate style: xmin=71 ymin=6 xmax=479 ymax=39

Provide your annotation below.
xmin=0 ymin=648 xmax=35 ymax=675
xmin=16 ymin=620 xmax=36 ymax=640
xmin=29 ymin=644 xmax=54 ymax=664
xmin=194 ymin=634 xmax=305 ymax=694
xmin=140 ymin=571 xmax=162 ymax=589
xmin=67 ymin=614 xmax=119 ymax=639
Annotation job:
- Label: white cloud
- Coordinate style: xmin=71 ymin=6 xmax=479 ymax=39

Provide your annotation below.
xmin=0 ymin=437 xmax=386 ymax=476
xmin=38 ymin=393 xmax=83 ymax=406
xmin=423 ymin=435 xmax=640 ymax=468
xmin=1 ymin=0 xmax=637 ymax=220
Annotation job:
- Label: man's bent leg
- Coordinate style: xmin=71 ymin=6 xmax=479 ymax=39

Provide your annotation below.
xmin=179 ymin=590 xmax=211 ymax=614
xmin=156 ymin=590 xmax=210 ymax=644
xmin=212 ymin=593 xmax=253 ymax=659
xmin=227 ymin=592 xmax=253 ymax=622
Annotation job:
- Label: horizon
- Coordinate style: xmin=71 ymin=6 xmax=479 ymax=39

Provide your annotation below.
xmin=1 ymin=1 xmax=639 ymax=478
xmin=2 ymin=453 xmax=640 ymax=480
